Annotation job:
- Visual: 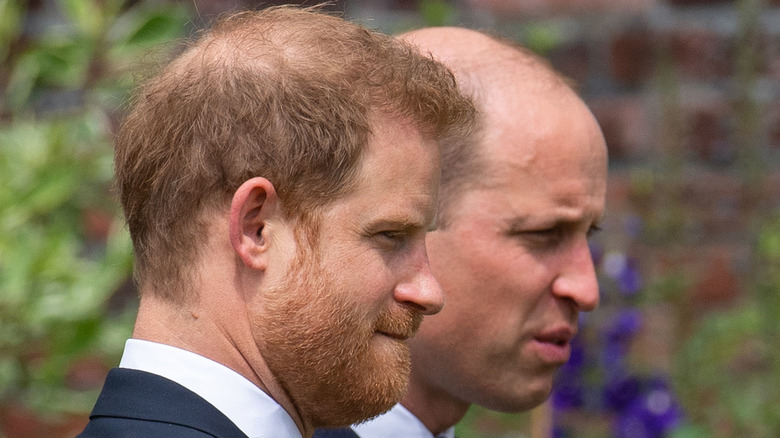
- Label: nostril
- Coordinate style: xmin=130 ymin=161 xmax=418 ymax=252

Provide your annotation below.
xmin=401 ymin=300 xmax=428 ymax=314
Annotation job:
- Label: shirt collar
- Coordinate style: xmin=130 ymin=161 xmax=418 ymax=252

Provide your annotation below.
xmin=120 ymin=339 xmax=301 ymax=438
xmin=351 ymin=404 xmax=455 ymax=438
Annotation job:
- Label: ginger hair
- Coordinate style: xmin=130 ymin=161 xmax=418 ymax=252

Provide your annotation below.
xmin=115 ymin=6 xmax=475 ymax=301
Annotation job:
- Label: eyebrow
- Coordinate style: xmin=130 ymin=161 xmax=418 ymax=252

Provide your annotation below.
xmin=506 ymin=213 xmax=602 ymax=232
xmin=365 ymin=217 xmax=428 ymax=233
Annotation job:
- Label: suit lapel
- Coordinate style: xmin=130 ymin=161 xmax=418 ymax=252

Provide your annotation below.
xmin=91 ymin=368 xmax=248 ymax=438
xmin=313 ymin=427 xmax=361 ymax=438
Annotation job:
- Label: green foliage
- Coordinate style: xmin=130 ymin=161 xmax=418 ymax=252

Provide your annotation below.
xmin=418 ymin=0 xmax=456 ymax=27
xmin=456 ymin=405 xmax=532 ymax=437
xmin=672 ymin=219 xmax=780 ymax=438
xmin=0 ymin=0 xmax=23 ymax=64
xmin=522 ymin=22 xmax=565 ymax=56
xmin=0 ymin=0 xmax=189 ymax=417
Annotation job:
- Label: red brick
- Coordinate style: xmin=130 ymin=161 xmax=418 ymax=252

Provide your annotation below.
xmin=675 ymin=89 xmax=734 ymax=164
xmin=547 ymin=41 xmax=591 ymax=86
xmin=687 ymin=107 xmax=732 ymax=163
xmin=82 ymin=209 xmax=114 ymax=242
xmin=0 ymin=403 xmax=88 ymax=438
xmin=464 ymin=0 xmax=655 ymax=17
xmin=668 ymin=0 xmax=735 ymax=5
xmin=767 ymin=103 xmax=780 ymax=149
xmin=610 ymin=28 xmax=655 ymax=85
xmin=65 ymin=356 xmax=110 ymax=391
xmin=691 ymin=248 xmax=741 ymax=307
xmin=669 ymin=0 xmax=736 ymax=6
xmin=667 ymin=28 xmax=734 ymax=79
xmin=588 ymin=96 xmax=649 ymax=161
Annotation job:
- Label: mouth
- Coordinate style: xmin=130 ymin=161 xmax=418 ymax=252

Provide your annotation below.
xmin=534 ymin=326 xmax=575 ymax=344
xmin=375 ymin=330 xmax=411 ymax=341
xmin=535 ymin=335 xmax=571 ymax=347
xmin=373 ymin=311 xmax=422 ymax=342
xmin=531 ymin=327 xmax=576 ymax=364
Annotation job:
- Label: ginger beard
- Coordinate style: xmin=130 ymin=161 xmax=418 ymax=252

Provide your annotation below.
xmin=254 ymin=248 xmax=422 ymax=427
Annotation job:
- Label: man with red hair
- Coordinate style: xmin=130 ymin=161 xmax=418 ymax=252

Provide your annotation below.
xmin=78 ymin=8 xmax=474 ymax=438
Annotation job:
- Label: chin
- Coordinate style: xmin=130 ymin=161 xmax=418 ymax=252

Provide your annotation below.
xmin=488 ymin=396 xmax=550 ymax=413
xmin=480 ymin=380 xmax=554 ymax=413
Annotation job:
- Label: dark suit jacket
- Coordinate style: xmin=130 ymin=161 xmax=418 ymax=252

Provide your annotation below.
xmin=77 ymin=368 xmax=248 ymax=438
xmin=313 ymin=428 xmax=360 ymax=438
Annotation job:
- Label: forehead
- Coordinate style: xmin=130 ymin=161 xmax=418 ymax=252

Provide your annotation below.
xmin=484 ymin=84 xmax=605 ymax=174
xmin=471 ymin=87 xmax=607 ymax=218
xmin=321 ymin=116 xmax=440 ymax=226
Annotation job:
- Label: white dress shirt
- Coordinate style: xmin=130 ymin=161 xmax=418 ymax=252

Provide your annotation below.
xmin=119 ymin=339 xmax=301 ymax=438
xmin=351 ymin=404 xmax=455 ymax=438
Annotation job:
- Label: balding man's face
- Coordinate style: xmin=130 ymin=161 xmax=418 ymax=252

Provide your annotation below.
xmin=409 ymin=86 xmax=607 ymax=412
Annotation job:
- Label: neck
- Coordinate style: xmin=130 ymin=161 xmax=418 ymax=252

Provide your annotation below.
xmin=133 ymin=293 xmax=313 ymax=437
xmin=400 ymin=376 xmax=470 ymax=435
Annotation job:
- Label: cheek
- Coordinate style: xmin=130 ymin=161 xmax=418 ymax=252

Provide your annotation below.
xmin=428 ymin=230 xmax=551 ymax=337
xmin=328 ymin=258 xmax=395 ymax=317
xmin=429 ymin=231 xmax=519 ymax=304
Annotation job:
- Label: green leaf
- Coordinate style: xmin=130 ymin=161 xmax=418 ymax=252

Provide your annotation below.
xmin=523 ymin=22 xmax=564 ymax=56
xmin=129 ymin=13 xmax=184 ymax=46
xmin=34 ymin=39 xmax=93 ymax=88
xmin=0 ymin=0 xmax=23 ymax=62
xmin=0 ymin=357 xmax=23 ymax=394
xmin=5 ymin=52 xmax=41 ymax=110
xmin=418 ymin=0 xmax=456 ymax=27
xmin=669 ymin=423 xmax=711 ymax=438
xmin=23 ymin=167 xmax=80 ymax=215
xmin=111 ymin=3 xmax=190 ymax=49
xmin=59 ymin=0 xmax=104 ymax=38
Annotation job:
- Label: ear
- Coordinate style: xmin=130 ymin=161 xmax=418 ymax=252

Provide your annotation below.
xmin=229 ymin=177 xmax=280 ymax=271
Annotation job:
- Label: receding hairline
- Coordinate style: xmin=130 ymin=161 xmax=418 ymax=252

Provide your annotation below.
xmin=169 ymin=12 xmax=341 ymax=83
xmin=398 ymin=27 xmax=574 ymax=105
xmin=396 ymin=27 xmax=582 ymax=225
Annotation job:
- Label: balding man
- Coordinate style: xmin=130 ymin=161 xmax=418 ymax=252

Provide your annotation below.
xmin=315 ymin=26 xmax=607 ymax=438
xmin=77 ymin=10 xmax=475 ymax=438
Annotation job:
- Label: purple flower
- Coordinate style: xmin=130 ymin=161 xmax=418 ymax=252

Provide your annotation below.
xmin=565 ymin=336 xmax=586 ymax=370
xmin=605 ymin=309 xmax=643 ymax=346
xmin=612 ymin=377 xmax=682 ymax=437
xmin=617 ymin=257 xmax=642 ymax=296
xmin=601 ymin=310 xmax=643 ymax=370
xmin=552 ymin=338 xmax=586 ymax=411
xmin=589 ymin=241 xmax=604 ymax=267
xmin=603 ymin=373 xmax=642 ymax=412
xmin=601 ymin=252 xmax=643 ymax=296
xmin=552 ymin=378 xmax=584 ymax=411
xmin=623 ymin=214 xmax=643 ymax=238
xmin=602 ymin=342 xmax=629 ymax=369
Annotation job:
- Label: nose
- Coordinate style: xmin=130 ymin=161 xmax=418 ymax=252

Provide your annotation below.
xmin=393 ymin=244 xmax=444 ymax=315
xmin=551 ymin=236 xmax=600 ymax=311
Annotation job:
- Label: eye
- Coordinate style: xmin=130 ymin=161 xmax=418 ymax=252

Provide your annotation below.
xmin=374 ymin=230 xmax=410 ymax=249
xmin=378 ymin=230 xmax=405 ymax=241
xmin=516 ymin=227 xmax=565 ymax=248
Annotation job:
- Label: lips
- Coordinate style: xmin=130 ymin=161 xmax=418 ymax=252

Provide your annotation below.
xmin=376 ymin=330 xmax=410 ymax=341
xmin=532 ymin=326 xmax=576 ymax=364
xmin=373 ymin=310 xmax=422 ymax=342
xmin=534 ymin=327 xmax=575 ymax=345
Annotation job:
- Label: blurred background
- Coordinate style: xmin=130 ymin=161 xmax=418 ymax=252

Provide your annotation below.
xmin=0 ymin=0 xmax=778 ymax=437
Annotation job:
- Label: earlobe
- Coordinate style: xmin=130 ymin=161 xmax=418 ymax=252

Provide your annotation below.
xmin=229 ymin=177 xmax=278 ymax=271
